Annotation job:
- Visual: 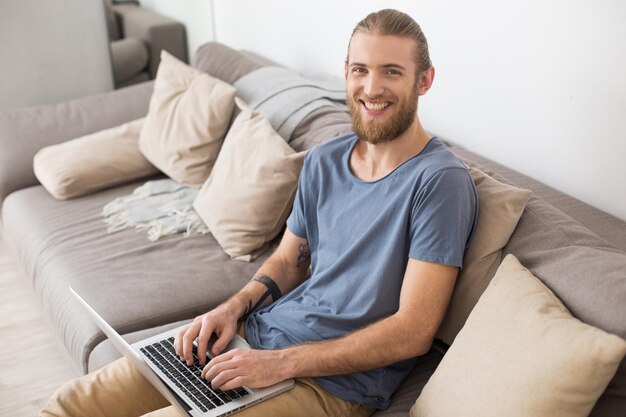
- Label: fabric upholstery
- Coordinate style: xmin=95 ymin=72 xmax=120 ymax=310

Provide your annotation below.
xmin=111 ymin=38 xmax=149 ymax=84
xmin=193 ymin=98 xmax=306 ymax=261
xmin=411 ymin=255 xmax=626 ymax=417
xmin=289 ymin=106 xmax=353 ymax=153
xmin=503 ymin=194 xmax=626 ymax=417
xmin=139 ymin=51 xmax=236 ymax=188
xmin=114 ymin=4 xmax=188 ymax=78
xmin=104 ymin=0 xmax=121 ymax=41
xmin=194 ymin=42 xmax=267 ymax=85
xmin=1 ymin=181 xmax=273 ymax=373
xmin=447 ymin=143 xmax=626 ymax=253
xmin=33 ymin=118 xmax=157 ymax=199
xmin=116 ymin=71 xmax=150 ymax=89
xmin=0 ymin=81 xmax=154 ymax=206
xmin=436 ymin=167 xmax=532 ymax=345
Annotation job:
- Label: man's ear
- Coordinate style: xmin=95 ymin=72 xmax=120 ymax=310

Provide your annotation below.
xmin=417 ymin=66 xmax=435 ymax=96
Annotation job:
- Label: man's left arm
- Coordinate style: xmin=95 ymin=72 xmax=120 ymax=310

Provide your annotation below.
xmin=202 ymin=258 xmax=458 ymax=390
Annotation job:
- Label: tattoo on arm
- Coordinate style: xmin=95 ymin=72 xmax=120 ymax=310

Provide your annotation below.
xmin=297 ymin=243 xmax=311 ymax=268
xmin=241 ymin=299 xmax=253 ymax=320
xmin=241 ymin=275 xmax=282 ymax=320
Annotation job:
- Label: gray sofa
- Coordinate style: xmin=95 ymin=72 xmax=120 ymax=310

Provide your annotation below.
xmin=1 ymin=43 xmax=625 ymax=416
xmin=106 ymin=1 xmax=188 ymax=88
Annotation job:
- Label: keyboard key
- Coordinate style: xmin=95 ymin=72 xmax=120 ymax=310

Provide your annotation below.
xmin=140 ymin=337 xmax=239 ymax=411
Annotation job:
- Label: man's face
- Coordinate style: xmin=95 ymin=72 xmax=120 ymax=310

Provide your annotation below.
xmin=345 ymin=33 xmax=420 ymax=145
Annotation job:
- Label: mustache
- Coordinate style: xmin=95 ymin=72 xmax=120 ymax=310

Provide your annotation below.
xmin=351 ymin=93 xmax=395 ymax=103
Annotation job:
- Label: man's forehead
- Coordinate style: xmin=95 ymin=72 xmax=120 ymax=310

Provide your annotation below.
xmin=347 ymin=32 xmax=416 ymax=68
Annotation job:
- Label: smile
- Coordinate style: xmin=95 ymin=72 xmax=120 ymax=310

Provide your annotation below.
xmin=361 ymin=100 xmax=391 ymax=111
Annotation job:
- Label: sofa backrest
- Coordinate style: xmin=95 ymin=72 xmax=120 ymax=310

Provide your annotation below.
xmin=447 ymin=144 xmax=626 ymax=417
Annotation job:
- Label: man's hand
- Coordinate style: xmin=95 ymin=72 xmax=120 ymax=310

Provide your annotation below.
xmin=173 ymin=228 xmax=309 ymax=368
xmin=201 ymin=348 xmax=290 ymax=391
xmin=174 ymin=302 xmax=241 ymax=366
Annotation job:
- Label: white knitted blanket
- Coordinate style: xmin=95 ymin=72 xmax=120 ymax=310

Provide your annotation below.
xmin=102 ymin=179 xmax=209 ymax=241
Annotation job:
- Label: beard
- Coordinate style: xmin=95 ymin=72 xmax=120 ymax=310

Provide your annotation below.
xmin=347 ymin=87 xmax=419 ymax=145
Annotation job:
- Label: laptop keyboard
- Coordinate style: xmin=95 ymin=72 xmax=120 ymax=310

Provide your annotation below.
xmin=140 ymin=337 xmax=249 ymax=412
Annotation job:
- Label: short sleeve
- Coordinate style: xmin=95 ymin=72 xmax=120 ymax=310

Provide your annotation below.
xmin=286 ymin=152 xmax=313 ymax=239
xmin=409 ymin=167 xmax=478 ymax=267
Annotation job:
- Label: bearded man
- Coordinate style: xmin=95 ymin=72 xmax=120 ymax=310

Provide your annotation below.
xmin=42 ymin=8 xmax=478 ymax=417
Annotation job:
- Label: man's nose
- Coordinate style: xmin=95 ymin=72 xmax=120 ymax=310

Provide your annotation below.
xmin=363 ymin=73 xmax=385 ymax=98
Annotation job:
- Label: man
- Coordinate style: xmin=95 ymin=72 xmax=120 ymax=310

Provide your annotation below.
xmin=42 ymin=9 xmax=477 ymax=417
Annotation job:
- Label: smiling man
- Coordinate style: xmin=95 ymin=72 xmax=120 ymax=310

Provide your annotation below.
xmin=42 ymin=9 xmax=478 ymax=417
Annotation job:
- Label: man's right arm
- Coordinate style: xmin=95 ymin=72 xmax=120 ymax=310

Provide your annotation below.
xmin=174 ymin=228 xmax=310 ymax=365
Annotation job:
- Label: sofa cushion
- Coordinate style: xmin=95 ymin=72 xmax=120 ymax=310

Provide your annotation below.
xmin=104 ymin=0 xmax=121 ymax=41
xmin=444 ymin=146 xmax=626 ymax=416
xmin=193 ymin=98 xmax=306 ymax=261
xmin=436 ymin=167 xmax=531 ymax=345
xmin=0 ymin=81 xmax=154 ymax=205
xmin=194 ymin=42 xmax=267 ymax=85
xmin=411 ymin=255 xmax=626 ymax=417
xmin=111 ymin=37 xmax=149 ymax=84
xmin=139 ymin=50 xmax=236 ymax=188
xmin=33 ymin=118 xmax=158 ymax=200
xmin=289 ymin=106 xmax=353 ymax=153
xmin=504 ymin=195 xmax=626 ymax=417
xmin=1 ymin=182 xmax=273 ymax=373
xmin=447 ymin=143 xmax=626 ymax=253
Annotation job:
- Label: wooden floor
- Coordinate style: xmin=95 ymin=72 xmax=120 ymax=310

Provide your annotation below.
xmin=0 ymin=232 xmax=77 ymax=416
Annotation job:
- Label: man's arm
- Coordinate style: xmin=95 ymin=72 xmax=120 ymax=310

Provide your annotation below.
xmin=174 ymin=229 xmax=311 ymax=365
xmin=202 ymin=258 xmax=458 ymax=390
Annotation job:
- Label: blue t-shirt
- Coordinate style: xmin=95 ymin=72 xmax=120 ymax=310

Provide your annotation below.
xmin=245 ymin=134 xmax=478 ymax=409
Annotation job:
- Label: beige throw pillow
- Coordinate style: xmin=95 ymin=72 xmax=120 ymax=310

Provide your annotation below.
xmin=193 ymin=98 xmax=306 ymax=261
xmin=138 ymin=50 xmax=236 ymax=188
xmin=34 ymin=118 xmax=158 ymax=200
xmin=436 ymin=167 xmax=532 ymax=345
xmin=411 ymin=254 xmax=626 ymax=417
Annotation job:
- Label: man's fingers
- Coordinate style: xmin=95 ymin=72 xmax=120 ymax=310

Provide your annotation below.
xmin=211 ymin=326 xmax=236 ymax=356
xmin=196 ymin=320 xmax=217 ymax=365
xmin=182 ymin=323 xmax=201 ymax=365
xmin=173 ymin=325 xmax=190 ymax=357
xmin=201 ymin=350 xmax=236 ymax=380
xmin=217 ymin=375 xmax=246 ymax=391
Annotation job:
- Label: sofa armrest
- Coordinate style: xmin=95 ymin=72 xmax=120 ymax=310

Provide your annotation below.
xmin=0 ymin=81 xmax=154 ymax=205
xmin=113 ymin=4 xmax=188 ymax=79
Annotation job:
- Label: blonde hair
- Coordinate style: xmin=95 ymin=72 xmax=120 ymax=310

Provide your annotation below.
xmin=347 ymin=9 xmax=432 ymax=74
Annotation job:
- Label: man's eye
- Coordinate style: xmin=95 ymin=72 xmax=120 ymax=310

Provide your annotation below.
xmin=386 ymin=69 xmax=401 ymax=75
xmin=353 ymin=67 xmax=367 ymax=73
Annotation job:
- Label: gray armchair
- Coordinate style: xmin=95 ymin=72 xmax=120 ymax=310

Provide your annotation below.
xmin=105 ymin=1 xmax=188 ymax=88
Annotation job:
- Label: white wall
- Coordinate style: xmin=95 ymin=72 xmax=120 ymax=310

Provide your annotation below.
xmin=139 ymin=0 xmax=214 ymax=63
xmin=144 ymin=0 xmax=626 ymax=221
xmin=0 ymin=0 xmax=113 ymax=108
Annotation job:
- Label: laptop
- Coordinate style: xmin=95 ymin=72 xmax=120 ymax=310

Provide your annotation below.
xmin=70 ymin=287 xmax=294 ymax=416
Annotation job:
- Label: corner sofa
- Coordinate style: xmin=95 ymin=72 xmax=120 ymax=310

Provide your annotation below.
xmin=106 ymin=0 xmax=188 ymax=88
xmin=1 ymin=42 xmax=625 ymax=416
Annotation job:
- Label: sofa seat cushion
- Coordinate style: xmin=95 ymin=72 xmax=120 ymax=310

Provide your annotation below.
xmin=370 ymin=350 xmax=443 ymax=417
xmin=1 ymin=182 xmax=271 ymax=373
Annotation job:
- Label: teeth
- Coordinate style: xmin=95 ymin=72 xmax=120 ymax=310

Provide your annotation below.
xmin=364 ymin=101 xmax=390 ymax=111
